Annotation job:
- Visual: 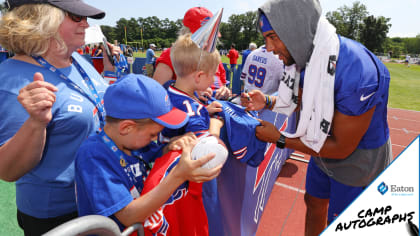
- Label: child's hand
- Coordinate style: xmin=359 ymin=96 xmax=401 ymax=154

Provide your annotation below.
xmin=167 ymin=132 xmax=197 ymax=151
xmin=174 ymin=139 xmax=222 ymax=183
xmin=214 ymin=86 xmax=232 ymax=100
xmin=206 ymin=101 xmax=223 ymax=115
xmin=197 ymin=87 xmax=213 ymax=102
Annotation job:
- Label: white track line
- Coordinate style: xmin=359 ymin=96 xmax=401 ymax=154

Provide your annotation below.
xmin=388 ymin=107 xmax=420 ymax=113
xmin=389 ymin=127 xmax=419 ymax=134
xmin=390 ymin=116 xmax=420 ymax=123
xmin=392 ymin=143 xmax=407 ymax=148
xmin=274 ymin=182 xmax=306 ymax=194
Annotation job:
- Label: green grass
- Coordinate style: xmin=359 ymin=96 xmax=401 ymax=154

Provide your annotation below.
xmin=385 ymin=62 xmax=420 ymax=110
xmin=0 ymin=181 xmax=22 ymax=235
xmin=0 ymin=61 xmax=418 ymax=236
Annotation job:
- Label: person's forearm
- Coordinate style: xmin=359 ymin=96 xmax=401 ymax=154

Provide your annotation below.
xmin=115 ymin=167 xmax=185 ymax=226
xmin=0 ymin=117 xmax=46 ymax=181
xmin=209 ymin=118 xmax=224 ymax=138
xmin=285 ymin=137 xmax=320 ymax=157
xmin=285 ymin=136 xmax=351 ymax=159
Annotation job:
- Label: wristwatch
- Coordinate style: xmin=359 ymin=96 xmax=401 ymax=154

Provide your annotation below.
xmin=276 ymin=134 xmax=286 ymax=149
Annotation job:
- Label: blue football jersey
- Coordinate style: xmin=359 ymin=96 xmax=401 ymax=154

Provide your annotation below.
xmin=216 ymin=101 xmax=267 ymax=167
xmin=160 ymin=86 xmax=211 ymax=141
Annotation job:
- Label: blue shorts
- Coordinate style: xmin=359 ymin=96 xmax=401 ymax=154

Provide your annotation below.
xmin=305 ymin=157 xmax=365 ymax=222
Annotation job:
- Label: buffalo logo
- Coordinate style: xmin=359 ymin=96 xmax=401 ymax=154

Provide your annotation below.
xmin=200 ymin=16 xmax=211 ymax=26
xmin=164 ymin=94 xmax=170 ymax=107
xmin=378 ymin=181 xmax=388 ymax=195
xmin=253 ymin=118 xmax=288 ymax=192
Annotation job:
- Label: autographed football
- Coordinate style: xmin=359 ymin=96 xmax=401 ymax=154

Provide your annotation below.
xmin=191 ymin=136 xmax=228 ymax=169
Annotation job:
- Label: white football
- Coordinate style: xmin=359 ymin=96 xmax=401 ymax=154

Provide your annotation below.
xmin=191 ymin=136 xmax=228 ymax=169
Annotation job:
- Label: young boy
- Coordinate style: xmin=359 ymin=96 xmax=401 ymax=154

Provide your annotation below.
xmin=160 ymin=33 xmax=225 ymax=141
xmin=74 ymin=74 xmax=221 ymax=231
xmin=157 ymin=33 xmax=226 ymax=236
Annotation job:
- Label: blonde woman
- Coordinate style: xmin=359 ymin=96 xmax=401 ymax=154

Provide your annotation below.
xmin=0 ymin=0 xmax=119 ymax=234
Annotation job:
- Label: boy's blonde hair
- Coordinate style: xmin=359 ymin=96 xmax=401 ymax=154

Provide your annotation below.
xmin=170 ymin=33 xmax=221 ymax=78
xmin=0 ymin=4 xmax=65 ymax=56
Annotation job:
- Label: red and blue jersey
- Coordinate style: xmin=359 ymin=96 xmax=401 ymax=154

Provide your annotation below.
xmin=160 ymin=86 xmax=211 ymax=142
xmin=142 ymin=151 xmax=208 ymax=236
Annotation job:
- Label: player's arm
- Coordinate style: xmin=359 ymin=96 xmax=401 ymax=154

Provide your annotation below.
xmin=256 ymin=106 xmax=376 ymax=159
xmin=241 ymin=89 xmax=302 ymax=112
xmin=114 ymin=140 xmax=221 ymax=226
xmin=153 ymin=63 xmax=173 ymax=85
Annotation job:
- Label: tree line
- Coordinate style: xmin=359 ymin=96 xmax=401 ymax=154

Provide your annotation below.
xmin=1 ymin=1 xmax=419 ymax=56
xmin=101 ymin=1 xmax=420 ymax=57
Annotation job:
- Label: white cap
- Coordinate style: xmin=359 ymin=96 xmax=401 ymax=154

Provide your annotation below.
xmin=150 ymin=43 xmax=156 ymax=48
xmin=249 ymin=42 xmax=257 ymax=50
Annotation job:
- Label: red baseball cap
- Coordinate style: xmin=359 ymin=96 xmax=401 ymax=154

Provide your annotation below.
xmin=183 ymin=7 xmax=213 ymax=34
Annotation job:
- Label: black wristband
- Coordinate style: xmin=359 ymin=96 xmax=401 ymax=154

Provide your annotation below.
xmin=276 ymin=134 xmax=286 ymax=149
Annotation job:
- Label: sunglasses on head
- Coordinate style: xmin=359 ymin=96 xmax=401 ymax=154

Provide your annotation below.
xmin=66 ymin=12 xmax=87 ymax=22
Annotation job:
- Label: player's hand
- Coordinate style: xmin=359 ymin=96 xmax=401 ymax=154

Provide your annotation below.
xmin=174 ymin=140 xmax=222 ymax=183
xmin=167 ymin=132 xmax=197 ymax=151
xmin=255 ymin=119 xmax=281 ymax=143
xmin=241 ymin=90 xmax=266 ymax=111
xmin=17 ymin=72 xmax=58 ymax=126
xmin=214 ymin=85 xmax=232 ymax=100
xmin=206 ymin=101 xmax=223 ymax=115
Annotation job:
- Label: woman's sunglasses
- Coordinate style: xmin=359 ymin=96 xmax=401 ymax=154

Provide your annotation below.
xmin=67 ymin=12 xmax=87 ymax=23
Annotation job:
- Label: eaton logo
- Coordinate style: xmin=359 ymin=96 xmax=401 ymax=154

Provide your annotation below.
xmin=378 ymin=182 xmax=389 ymax=195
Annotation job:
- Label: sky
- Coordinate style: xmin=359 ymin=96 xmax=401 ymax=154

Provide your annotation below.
xmin=1 ymin=0 xmax=418 ymax=37
xmin=81 ymin=0 xmax=419 ymax=38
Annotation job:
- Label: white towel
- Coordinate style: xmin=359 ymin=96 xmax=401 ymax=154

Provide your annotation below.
xmin=273 ymin=17 xmax=340 ymax=153
xmin=273 ymin=65 xmax=300 ymax=116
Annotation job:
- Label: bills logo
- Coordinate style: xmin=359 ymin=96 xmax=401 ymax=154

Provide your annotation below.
xmin=144 ymin=208 xmax=169 ymax=236
xmin=200 ymin=16 xmax=211 ymax=26
xmin=165 ymin=94 xmax=170 ymax=107
xmin=253 ymin=118 xmax=288 ymax=223
xmin=144 ymin=155 xmax=188 ymax=235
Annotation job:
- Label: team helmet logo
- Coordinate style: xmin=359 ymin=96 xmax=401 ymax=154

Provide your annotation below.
xmin=164 ymin=94 xmax=170 ymax=107
xmin=200 ymin=16 xmax=211 ymax=26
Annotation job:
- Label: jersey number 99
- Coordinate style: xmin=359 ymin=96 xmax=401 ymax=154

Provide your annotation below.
xmin=248 ymin=64 xmax=267 ymax=88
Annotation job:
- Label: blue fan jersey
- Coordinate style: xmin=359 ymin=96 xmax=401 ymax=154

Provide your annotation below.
xmin=160 ymin=86 xmax=211 ymax=141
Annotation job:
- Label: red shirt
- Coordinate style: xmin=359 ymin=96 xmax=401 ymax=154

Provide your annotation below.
xmin=156 ymin=47 xmax=227 ymax=88
xmin=142 ymin=151 xmax=209 ymax=236
xmin=227 ymin=49 xmax=239 ymax=64
xmin=84 ymin=45 xmax=90 ymax=54
xmin=76 ymin=48 xmax=83 ymax=55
